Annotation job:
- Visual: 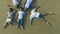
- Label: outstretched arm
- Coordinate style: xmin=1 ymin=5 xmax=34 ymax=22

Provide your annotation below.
xmin=35 ymin=6 xmax=40 ymax=11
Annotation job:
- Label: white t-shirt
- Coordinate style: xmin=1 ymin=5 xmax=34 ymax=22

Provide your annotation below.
xmin=12 ymin=0 xmax=19 ymax=6
xmin=7 ymin=11 xmax=15 ymax=18
xmin=17 ymin=11 xmax=25 ymax=19
xmin=25 ymin=0 xmax=33 ymax=8
xmin=30 ymin=9 xmax=40 ymax=19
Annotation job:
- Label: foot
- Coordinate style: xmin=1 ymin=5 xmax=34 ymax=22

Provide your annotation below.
xmin=49 ymin=11 xmax=53 ymax=15
xmin=7 ymin=4 xmax=11 ymax=6
xmin=3 ymin=23 xmax=8 ymax=29
xmin=3 ymin=26 xmax=6 ymax=29
xmin=23 ymin=26 xmax=25 ymax=30
xmin=46 ymin=22 xmax=49 ymax=26
xmin=46 ymin=22 xmax=51 ymax=26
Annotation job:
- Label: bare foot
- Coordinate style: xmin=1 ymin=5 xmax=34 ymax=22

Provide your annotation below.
xmin=46 ymin=22 xmax=49 ymax=26
xmin=49 ymin=11 xmax=53 ymax=15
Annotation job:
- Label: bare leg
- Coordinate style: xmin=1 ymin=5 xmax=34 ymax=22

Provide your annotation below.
xmin=30 ymin=18 xmax=34 ymax=25
xmin=3 ymin=22 xmax=9 ymax=29
xmin=44 ymin=11 xmax=54 ymax=16
xmin=41 ymin=18 xmax=51 ymax=26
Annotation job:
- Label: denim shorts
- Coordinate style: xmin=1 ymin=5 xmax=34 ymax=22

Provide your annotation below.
xmin=38 ymin=13 xmax=44 ymax=19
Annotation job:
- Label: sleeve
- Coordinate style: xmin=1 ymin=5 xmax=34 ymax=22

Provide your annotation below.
xmin=31 ymin=9 xmax=36 ymax=13
xmin=13 ymin=10 xmax=15 ymax=13
xmin=12 ymin=10 xmax=15 ymax=14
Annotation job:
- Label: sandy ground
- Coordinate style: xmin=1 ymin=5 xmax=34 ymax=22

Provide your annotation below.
xmin=0 ymin=0 xmax=60 ymax=34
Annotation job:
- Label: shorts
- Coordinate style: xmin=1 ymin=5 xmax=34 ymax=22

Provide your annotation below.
xmin=30 ymin=15 xmax=34 ymax=20
xmin=38 ymin=13 xmax=44 ymax=19
xmin=6 ymin=18 xmax=12 ymax=23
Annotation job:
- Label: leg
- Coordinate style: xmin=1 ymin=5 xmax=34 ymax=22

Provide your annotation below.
xmin=21 ymin=19 xmax=25 ymax=29
xmin=3 ymin=18 xmax=11 ymax=29
xmin=3 ymin=22 xmax=9 ymax=29
xmin=18 ymin=19 xmax=21 ymax=29
xmin=22 ymin=24 xmax=25 ymax=29
xmin=39 ymin=13 xmax=52 ymax=26
xmin=30 ymin=15 xmax=34 ymax=25
xmin=30 ymin=18 xmax=34 ymax=25
xmin=41 ymin=18 xmax=51 ymax=26
xmin=44 ymin=11 xmax=53 ymax=16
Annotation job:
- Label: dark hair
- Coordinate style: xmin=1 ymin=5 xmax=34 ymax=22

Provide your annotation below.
xmin=9 ymin=8 xmax=14 ymax=12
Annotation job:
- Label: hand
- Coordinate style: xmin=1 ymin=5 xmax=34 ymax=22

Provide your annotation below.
xmin=7 ymin=4 xmax=11 ymax=6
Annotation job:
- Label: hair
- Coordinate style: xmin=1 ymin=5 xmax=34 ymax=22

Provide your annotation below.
xmin=9 ymin=8 xmax=14 ymax=12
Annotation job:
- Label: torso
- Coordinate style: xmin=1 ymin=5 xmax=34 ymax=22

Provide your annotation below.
xmin=7 ymin=11 xmax=15 ymax=19
xmin=30 ymin=9 xmax=40 ymax=18
xmin=18 ymin=11 xmax=25 ymax=19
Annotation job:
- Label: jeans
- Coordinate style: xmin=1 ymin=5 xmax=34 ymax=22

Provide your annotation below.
xmin=18 ymin=18 xmax=24 ymax=26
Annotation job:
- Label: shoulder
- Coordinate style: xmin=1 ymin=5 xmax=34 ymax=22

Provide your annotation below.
xmin=31 ymin=9 xmax=35 ymax=12
xmin=21 ymin=11 xmax=25 ymax=14
xmin=21 ymin=11 xmax=24 ymax=12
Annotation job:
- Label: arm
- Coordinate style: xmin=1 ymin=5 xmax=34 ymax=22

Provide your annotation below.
xmin=16 ymin=12 xmax=19 ymax=18
xmin=16 ymin=14 xmax=19 ymax=18
xmin=35 ymin=6 xmax=40 ymax=11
